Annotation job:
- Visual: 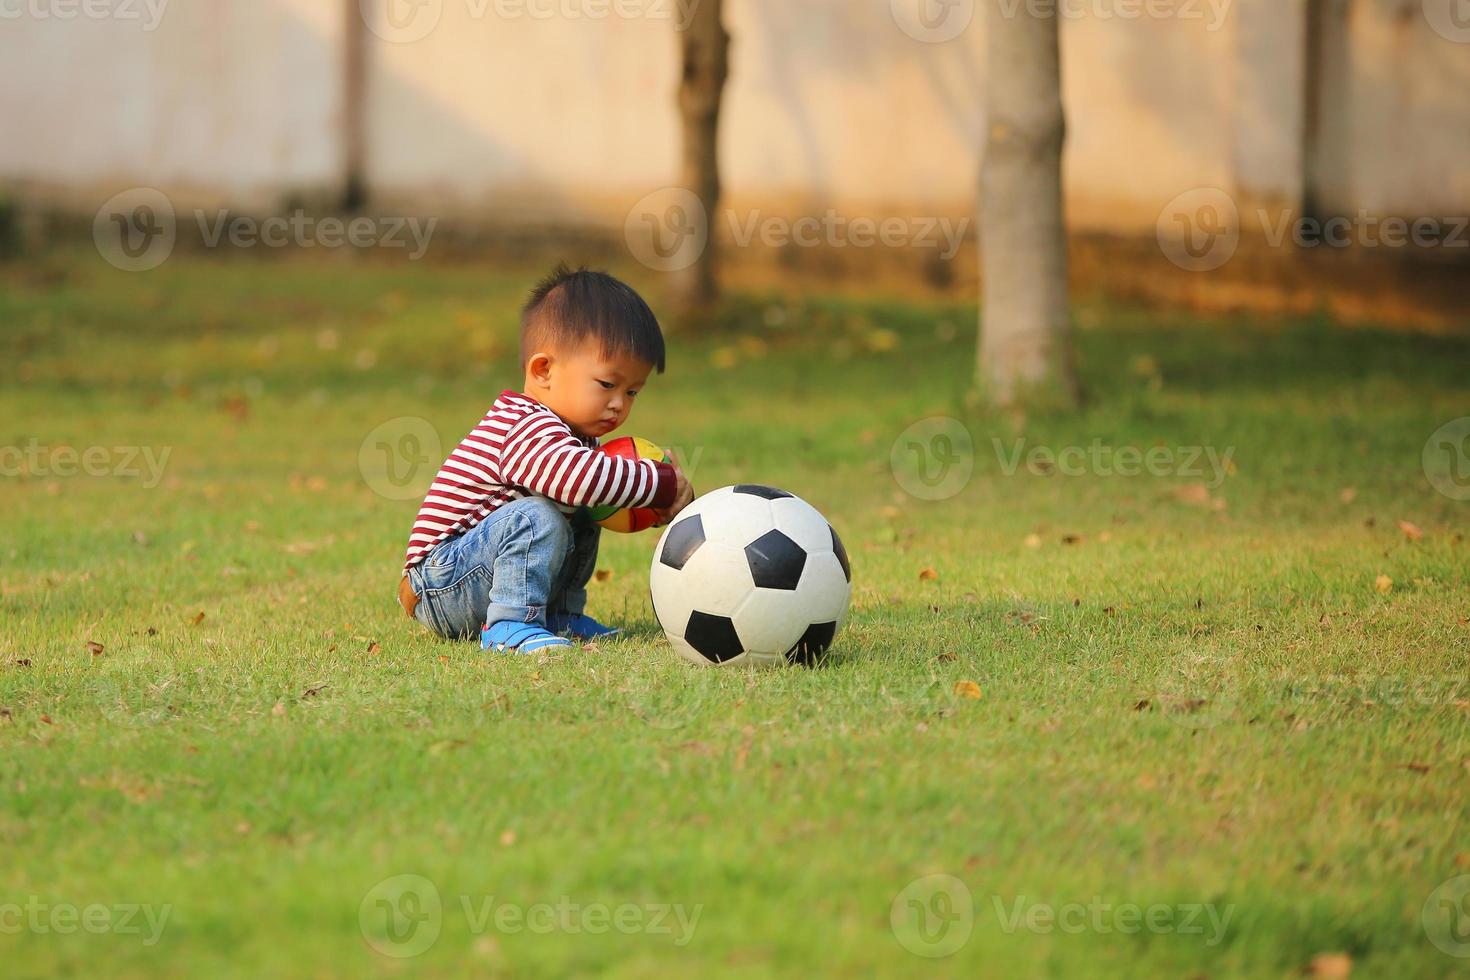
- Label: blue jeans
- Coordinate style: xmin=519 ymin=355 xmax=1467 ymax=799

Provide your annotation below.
xmin=404 ymin=495 xmax=600 ymax=641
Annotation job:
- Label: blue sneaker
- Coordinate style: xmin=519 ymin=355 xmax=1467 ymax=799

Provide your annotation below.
xmin=481 ymin=620 xmax=573 ymax=654
xmin=545 ymin=612 xmax=622 ymax=641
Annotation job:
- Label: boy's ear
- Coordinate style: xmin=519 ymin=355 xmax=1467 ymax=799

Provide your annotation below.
xmin=526 ymin=352 xmax=554 ymax=388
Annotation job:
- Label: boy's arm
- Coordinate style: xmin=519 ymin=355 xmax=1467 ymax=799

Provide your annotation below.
xmin=500 ymin=412 xmax=678 ymax=510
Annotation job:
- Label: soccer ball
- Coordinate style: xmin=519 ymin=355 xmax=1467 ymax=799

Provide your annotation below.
xmin=648 ymin=484 xmax=852 ymax=668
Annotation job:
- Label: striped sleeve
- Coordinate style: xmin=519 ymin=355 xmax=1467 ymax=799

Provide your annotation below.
xmin=500 ymin=410 xmax=676 ymax=510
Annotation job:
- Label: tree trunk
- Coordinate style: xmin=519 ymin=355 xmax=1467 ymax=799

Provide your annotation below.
xmin=672 ymin=0 xmax=728 ymax=317
xmin=341 ymin=0 xmax=368 ymax=212
xmin=978 ymin=3 xmax=1078 ymax=407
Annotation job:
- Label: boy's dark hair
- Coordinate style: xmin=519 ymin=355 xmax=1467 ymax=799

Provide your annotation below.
xmin=519 ymin=264 xmax=665 ymax=373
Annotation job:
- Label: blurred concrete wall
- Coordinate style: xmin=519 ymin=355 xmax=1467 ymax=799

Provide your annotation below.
xmin=1 ymin=0 xmax=1466 ymax=229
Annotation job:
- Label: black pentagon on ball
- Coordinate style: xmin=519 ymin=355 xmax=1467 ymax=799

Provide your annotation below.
xmin=683 ymin=610 xmax=745 ymax=663
xmin=744 ymin=529 xmax=806 ymax=590
xmin=733 ymin=484 xmax=793 ymax=500
xmin=785 ymin=621 xmax=837 ymax=666
xmin=829 ymin=524 xmax=850 ymax=583
xmin=659 ymin=514 xmax=705 ymax=570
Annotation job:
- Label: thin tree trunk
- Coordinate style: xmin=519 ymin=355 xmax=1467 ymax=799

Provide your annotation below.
xmin=672 ymin=0 xmax=728 ymax=316
xmin=979 ymin=3 xmax=1078 ymax=407
xmin=341 ymin=0 xmax=368 ymax=212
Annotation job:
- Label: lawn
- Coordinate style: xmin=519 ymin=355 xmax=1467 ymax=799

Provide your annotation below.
xmin=2 ymin=247 xmax=1468 ymax=978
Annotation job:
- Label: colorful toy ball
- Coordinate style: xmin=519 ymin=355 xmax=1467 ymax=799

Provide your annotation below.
xmin=583 ymin=436 xmax=671 ymax=533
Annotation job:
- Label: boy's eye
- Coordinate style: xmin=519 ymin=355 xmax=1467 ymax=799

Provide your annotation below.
xmin=627 ymin=389 xmax=639 ymax=398
xmin=597 ymin=380 xmax=614 ymax=389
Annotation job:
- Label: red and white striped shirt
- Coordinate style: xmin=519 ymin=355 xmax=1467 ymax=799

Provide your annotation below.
xmin=403 ymin=390 xmax=676 ymax=571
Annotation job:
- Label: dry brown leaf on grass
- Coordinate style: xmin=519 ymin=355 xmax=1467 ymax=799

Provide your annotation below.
xmin=593 ymin=569 xmax=613 ymax=582
xmin=189 ymin=611 xmax=205 ymax=626
xmin=1374 ymin=575 xmax=1393 ymax=594
xmin=85 ymin=640 xmax=104 ymax=656
xmin=918 ymin=567 xmax=939 ymax=582
xmin=1176 ymin=483 xmax=1211 ymax=505
xmin=1397 ymin=520 xmax=1423 ymax=541
xmin=366 ymin=641 xmax=380 ymax=655
xmin=1307 ymin=952 xmax=1352 ymax=978
xmin=954 ymin=680 xmax=982 ymax=700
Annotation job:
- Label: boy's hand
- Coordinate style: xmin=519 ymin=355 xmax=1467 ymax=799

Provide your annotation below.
xmin=653 ymin=454 xmax=695 ymax=526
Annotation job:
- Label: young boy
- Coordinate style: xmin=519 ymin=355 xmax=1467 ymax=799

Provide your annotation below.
xmin=396 ymin=264 xmax=695 ymax=653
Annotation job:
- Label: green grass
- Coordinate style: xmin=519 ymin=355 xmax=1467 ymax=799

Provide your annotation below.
xmin=2 ymin=247 xmax=1469 ymax=978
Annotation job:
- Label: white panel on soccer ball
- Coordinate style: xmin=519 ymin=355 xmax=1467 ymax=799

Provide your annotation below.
xmin=648 ymin=557 xmax=695 ymax=639
xmin=698 ymin=489 xmax=776 ymax=550
xmin=730 ymin=587 xmax=808 ymax=656
xmin=799 ymin=550 xmax=853 ymax=624
xmin=769 ymin=496 xmax=836 ymax=555
xmin=674 ymin=540 xmax=753 ymax=618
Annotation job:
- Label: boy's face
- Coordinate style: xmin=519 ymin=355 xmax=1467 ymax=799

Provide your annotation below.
xmin=524 ymin=343 xmax=654 ymax=440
